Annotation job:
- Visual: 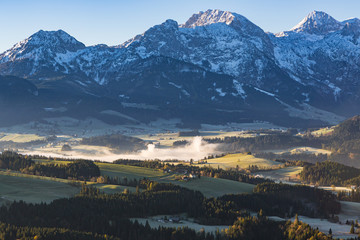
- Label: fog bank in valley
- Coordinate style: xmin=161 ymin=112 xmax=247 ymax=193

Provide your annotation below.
xmin=20 ymin=136 xmax=220 ymax=162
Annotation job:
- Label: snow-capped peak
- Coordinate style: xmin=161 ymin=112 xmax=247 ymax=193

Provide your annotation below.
xmin=5 ymin=30 xmax=85 ymax=56
xmin=29 ymin=30 xmax=80 ymax=45
xmin=0 ymin=29 xmax=86 ymax=64
xmin=180 ymin=9 xmax=247 ymax=28
xmin=342 ymin=17 xmax=360 ymax=28
xmin=343 ymin=17 xmax=360 ymax=24
xmin=290 ymin=11 xmax=343 ymax=34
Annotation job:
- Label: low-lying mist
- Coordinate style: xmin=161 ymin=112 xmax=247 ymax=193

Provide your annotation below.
xmin=137 ymin=136 xmax=219 ymax=161
xmin=20 ymin=136 xmax=220 ymax=162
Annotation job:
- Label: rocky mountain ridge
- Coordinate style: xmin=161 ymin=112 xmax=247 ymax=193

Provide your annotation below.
xmin=0 ymin=9 xmax=358 ymax=128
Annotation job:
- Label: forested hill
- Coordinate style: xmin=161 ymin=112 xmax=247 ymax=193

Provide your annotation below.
xmin=80 ymin=134 xmax=148 ymax=152
xmin=332 ymin=115 xmax=360 ymax=141
xmin=300 ymin=161 xmax=360 ymax=186
xmin=326 ymin=115 xmax=360 ymax=153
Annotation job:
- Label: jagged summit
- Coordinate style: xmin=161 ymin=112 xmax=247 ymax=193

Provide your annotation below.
xmin=0 ymin=10 xmax=358 ymax=127
xmin=15 ymin=30 xmax=85 ymax=50
xmin=179 ymin=9 xmax=258 ymax=29
xmin=343 ymin=17 xmax=360 ymax=24
xmin=0 ymin=29 xmax=86 ymax=66
xmin=180 ymin=9 xmax=239 ymax=28
xmin=29 ymin=30 xmax=80 ymax=44
xmin=179 ymin=9 xmax=267 ymax=42
xmin=290 ymin=11 xmax=343 ymax=34
xmin=0 ymin=29 xmax=85 ymax=61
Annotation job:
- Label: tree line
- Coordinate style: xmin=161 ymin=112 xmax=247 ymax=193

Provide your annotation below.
xmin=204 ymin=133 xmax=324 ymax=152
xmin=113 ymin=159 xmax=272 ymax=185
xmin=0 ymin=181 xmax=337 ymax=240
xmin=300 ymin=161 xmax=360 ymax=186
xmin=80 ymin=134 xmax=147 ymax=152
xmin=0 ymin=151 xmax=100 ymax=181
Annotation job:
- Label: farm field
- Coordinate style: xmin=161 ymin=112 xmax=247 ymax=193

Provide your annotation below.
xmin=0 ymin=169 xmax=138 ymax=204
xmin=266 ymin=147 xmax=331 ymax=155
xmin=0 ymin=172 xmax=79 ymax=204
xmin=97 ymin=162 xmax=167 ymax=180
xmin=97 ymin=162 xmax=255 ymax=197
xmin=33 ymin=158 xmax=72 ymax=165
xmin=168 ymin=176 xmax=254 ymax=197
xmin=132 ymin=215 xmax=229 ymax=233
xmin=338 ymin=201 xmax=360 ymax=223
xmin=309 ymin=127 xmax=335 ymax=137
xmin=269 ymin=212 xmax=358 ymax=239
xmin=292 ymin=215 xmax=357 ymax=239
xmin=199 ymin=153 xmax=281 ymax=170
xmin=35 ymin=158 xmax=170 ymax=180
xmin=1 ymin=159 xmax=254 ymax=199
xmin=95 ymin=183 xmax=137 ymax=194
xmin=0 ymin=133 xmax=45 ymax=143
xmin=255 ymin=166 xmax=303 ymax=182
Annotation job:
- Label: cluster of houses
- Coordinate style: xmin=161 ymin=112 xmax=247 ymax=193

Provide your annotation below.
xmin=157 ymin=216 xmax=181 ymax=224
xmin=181 ymin=173 xmax=198 ymax=181
xmin=163 ymin=168 xmax=199 ymax=181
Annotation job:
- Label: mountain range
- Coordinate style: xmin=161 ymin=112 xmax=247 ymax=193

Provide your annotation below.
xmin=0 ymin=9 xmax=359 ymax=128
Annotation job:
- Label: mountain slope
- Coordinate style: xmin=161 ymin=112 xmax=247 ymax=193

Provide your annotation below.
xmin=272 ymin=11 xmax=360 ymax=114
xmin=0 ymin=9 xmax=358 ymax=128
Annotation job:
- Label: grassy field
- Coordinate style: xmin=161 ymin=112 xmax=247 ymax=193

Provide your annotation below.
xmin=97 ymin=162 xmax=167 ymax=180
xmin=96 ymin=162 xmax=254 ymax=197
xmin=310 ymin=127 xmax=334 ymax=137
xmin=199 ymin=153 xmax=281 ymax=170
xmin=0 ymin=171 xmax=79 ymax=204
xmin=0 ymin=133 xmax=45 ymax=143
xmin=268 ymin=147 xmax=331 ymax=155
xmin=34 ymin=158 xmax=72 ymax=165
xmin=21 ymin=159 xmax=255 ymax=198
xmin=338 ymin=201 xmax=360 ymax=223
xmin=255 ymin=166 xmax=303 ymax=182
xmin=168 ymin=177 xmax=254 ymax=197
xmin=0 ymin=168 xmax=140 ymax=205
xmin=95 ymin=183 xmax=137 ymax=194
xmin=132 ymin=215 xmax=229 ymax=233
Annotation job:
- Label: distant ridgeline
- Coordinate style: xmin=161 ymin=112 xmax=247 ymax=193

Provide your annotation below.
xmin=80 ymin=134 xmax=148 ymax=152
xmin=0 ymin=151 xmax=100 ymax=180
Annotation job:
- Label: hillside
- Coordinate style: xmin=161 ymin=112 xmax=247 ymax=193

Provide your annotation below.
xmin=1 ymin=10 xmax=359 ymax=128
xmin=80 ymin=134 xmax=148 ymax=153
xmin=327 ymin=116 xmax=360 ymax=153
xmin=300 ymin=161 xmax=360 ymax=186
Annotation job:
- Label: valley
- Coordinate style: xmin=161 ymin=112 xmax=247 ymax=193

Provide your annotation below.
xmin=1 ymin=116 xmax=360 ymax=238
xmin=0 ymin=4 xmax=359 ymax=240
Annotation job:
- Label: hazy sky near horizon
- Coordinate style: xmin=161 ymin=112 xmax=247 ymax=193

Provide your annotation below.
xmin=0 ymin=0 xmax=359 ymax=52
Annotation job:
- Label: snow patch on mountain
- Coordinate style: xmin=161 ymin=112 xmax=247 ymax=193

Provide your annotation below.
xmin=168 ymin=82 xmax=182 ymax=88
xmin=180 ymin=9 xmax=238 ymax=28
xmin=232 ymin=80 xmax=247 ymax=99
xmin=254 ymin=87 xmax=275 ymax=97
xmin=290 ymin=11 xmax=343 ymax=34
xmin=215 ymin=88 xmax=226 ymax=97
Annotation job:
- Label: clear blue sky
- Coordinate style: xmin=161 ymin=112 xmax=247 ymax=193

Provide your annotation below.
xmin=1 ymin=0 xmax=359 ymax=52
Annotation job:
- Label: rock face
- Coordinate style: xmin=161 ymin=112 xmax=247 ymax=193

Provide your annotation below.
xmin=0 ymin=9 xmax=359 ymax=128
